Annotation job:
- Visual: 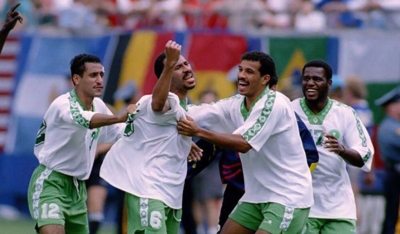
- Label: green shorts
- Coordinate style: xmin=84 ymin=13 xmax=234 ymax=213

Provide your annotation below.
xmin=229 ymin=202 xmax=310 ymax=234
xmin=125 ymin=193 xmax=182 ymax=234
xmin=27 ymin=165 xmax=88 ymax=234
xmin=305 ymin=218 xmax=356 ymax=234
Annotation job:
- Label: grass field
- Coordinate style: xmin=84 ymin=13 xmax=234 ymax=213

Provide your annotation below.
xmin=0 ymin=218 xmax=116 ymax=234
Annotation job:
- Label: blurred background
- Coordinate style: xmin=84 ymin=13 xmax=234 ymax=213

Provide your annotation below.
xmin=0 ymin=0 xmax=399 ymax=233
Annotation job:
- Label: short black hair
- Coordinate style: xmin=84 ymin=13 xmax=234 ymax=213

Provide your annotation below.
xmin=154 ymin=52 xmax=167 ymax=79
xmin=302 ymin=59 xmax=333 ymax=80
xmin=70 ymin=54 xmax=101 ymax=78
xmin=269 ymin=73 xmax=278 ymax=88
xmin=241 ymin=51 xmax=277 ymax=86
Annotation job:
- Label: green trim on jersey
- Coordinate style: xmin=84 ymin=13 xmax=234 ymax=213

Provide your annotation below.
xmin=351 ymin=109 xmax=368 ymax=147
xmin=242 ymin=88 xmax=276 ymax=142
xmin=179 ymin=98 xmax=188 ymax=111
xmin=124 ymin=113 xmax=136 ymax=137
xmin=70 ymin=89 xmax=94 ymax=111
xmin=300 ymin=98 xmax=333 ymax=125
xmin=35 ymin=120 xmax=47 ymax=147
xmin=69 ymin=90 xmax=94 ymax=129
xmin=240 ymin=87 xmax=270 ymax=121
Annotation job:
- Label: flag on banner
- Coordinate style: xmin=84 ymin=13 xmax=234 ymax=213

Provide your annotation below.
xmin=186 ymin=33 xmax=247 ymax=102
xmin=108 ymin=32 xmax=247 ymax=107
xmin=109 ymin=31 xmax=174 ymax=110
xmin=269 ymin=37 xmax=338 ymax=90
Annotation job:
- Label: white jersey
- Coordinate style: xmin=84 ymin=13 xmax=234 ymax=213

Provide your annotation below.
xmin=292 ymin=98 xmax=374 ymax=219
xmin=100 ymin=92 xmax=191 ymax=209
xmin=188 ymin=88 xmax=313 ymax=208
xmin=34 ymin=90 xmax=123 ymax=180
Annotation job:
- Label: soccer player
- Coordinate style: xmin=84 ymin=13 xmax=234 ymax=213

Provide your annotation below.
xmin=27 ymin=54 xmax=136 ymax=234
xmin=291 ymin=59 xmax=374 ymax=234
xmin=186 ymin=75 xmax=319 ymax=233
xmin=100 ymin=40 xmax=197 ymax=234
xmin=0 ymin=2 xmax=22 ymax=54
xmin=179 ymin=51 xmax=314 ymax=234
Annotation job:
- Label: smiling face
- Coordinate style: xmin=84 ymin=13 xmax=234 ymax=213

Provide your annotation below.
xmin=74 ymin=62 xmax=105 ymax=98
xmin=237 ymin=60 xmax=269 ymax=99
xmin=170 ymin=55 xmax=196 ymax=91
xmin=302 ymin=66 xmax=331 ymax=103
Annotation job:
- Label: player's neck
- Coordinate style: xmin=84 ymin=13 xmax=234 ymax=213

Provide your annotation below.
xmin=171 ymin=88 xmax=188 ymax=103
xmin=245 ymin=87 xmax=267 ymax=110
xmin=74 ymin=89 xmax=94 ymax=111
xmin=305 ymin=97 xmax=329 ymax=114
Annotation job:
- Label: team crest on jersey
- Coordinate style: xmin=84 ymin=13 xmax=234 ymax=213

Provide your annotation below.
xmin=328 ymin=130 xmax=340 ymax=139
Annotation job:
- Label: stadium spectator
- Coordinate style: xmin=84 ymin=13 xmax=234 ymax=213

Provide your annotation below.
xmin=58 ymin=0 xmax=107 ymax=34
xmin=116 ymin=0 xmax=151 ymax=29
xmin=209 ymin=0 xmax=270 ymax=33
xmin=100 ymin=40 xmax=201 ymax=233
xmin=26 ymin=53 xmax=136 ymax=234
xmin=292 ymin=59 xmax=374 ymax=233
xmin=364 ymin=0 xmax=400 ymax=29
xmin=294 ymin=0 xmax=327 ymax=31
xmin=0 ymin=2 xmax=22 ymax=54
xmin=147 ymin=0 xmax=187 ymax=31
xmin=317 ymin=0 xmax=366 ymax=28
xmin=375 ymin=86 xmax=400 ymax=234
xmin=180 ymin=51 xmax=314 ymax=234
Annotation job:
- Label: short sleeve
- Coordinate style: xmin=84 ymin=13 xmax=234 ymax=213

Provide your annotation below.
xmin=148 ymin=93 xmax=182 ymax=124
xmin=343 ymin=108 xmax=374 ymax=172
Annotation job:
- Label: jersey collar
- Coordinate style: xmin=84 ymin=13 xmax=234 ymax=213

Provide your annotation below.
xmin=179 ymin=98 xmax=188 ymax=111
xmin=240 ymin=87 xmax=269 ymax=121
xmin=300 ymin=97 xmax=332 ymax=125
xmin=69 ymin=89 xmax=95 ymax=111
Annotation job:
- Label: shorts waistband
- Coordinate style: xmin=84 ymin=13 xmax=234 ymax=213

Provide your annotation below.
xmin=38 ymin=164 xmax=82 ymax=181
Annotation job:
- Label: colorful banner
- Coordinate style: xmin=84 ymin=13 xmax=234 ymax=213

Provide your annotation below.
xmin=186 ymin=33 xmax=247 ymax=102
xmin=269 ymin=37 xmax=338 ymax=90
xmin=108 ymin=32 xmax=247 ymax=109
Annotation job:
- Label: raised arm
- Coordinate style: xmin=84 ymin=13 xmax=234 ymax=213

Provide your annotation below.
xmin=0 ymin=3 xmax=23 ymax=54
xmin=151 ymin=40 xmax=181 ymax=112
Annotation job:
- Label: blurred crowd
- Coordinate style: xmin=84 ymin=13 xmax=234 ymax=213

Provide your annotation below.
xmin=1 ymin=0 xmax=400 ymax=34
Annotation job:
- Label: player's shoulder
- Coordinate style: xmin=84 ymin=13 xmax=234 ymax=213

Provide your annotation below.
xmin=291 ymin=97 xmax=301 ymax=104
xmin=331 ymin=99 xmax=355 ymax=114
xmin=218 ymin=93 xmax=243 ymax=103
xmin=50 ymin=92 xmax=70 ymax=109
xmin=269 ymin=90 xmax=292 ymax=108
